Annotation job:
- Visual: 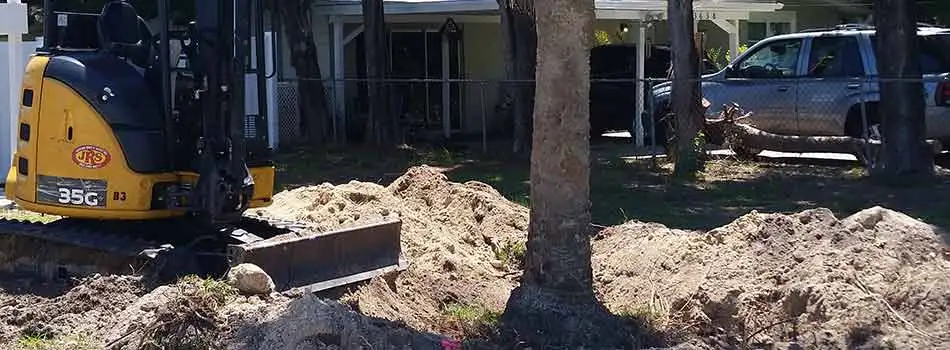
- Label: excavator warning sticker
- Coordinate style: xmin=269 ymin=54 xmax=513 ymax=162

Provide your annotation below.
xmin=71 ymin=145 xmax=111 ymax=169
xmin=36 ymin=175 xmax=107 ymax=208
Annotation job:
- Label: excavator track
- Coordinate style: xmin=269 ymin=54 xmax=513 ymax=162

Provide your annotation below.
xmin=0 ymin=213 xmax=405 ymax=293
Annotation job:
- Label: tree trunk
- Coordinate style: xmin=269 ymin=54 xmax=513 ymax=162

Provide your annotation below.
xmin=362 ymin=0 xmax=393 ymax=146
xmin=667 ymin=0 xmax=706 ymax=177
xmin=276 ymin=0 xmax=332 ymax=148
xmin=496 ymin=0 xmax=537 ymax=155
xmin=872 ymin=0 xmax=934 ymax=181
xmin=500 ymin=0 xmax=640 ymax=347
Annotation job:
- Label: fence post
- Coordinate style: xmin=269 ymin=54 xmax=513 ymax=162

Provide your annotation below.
xmin=480 ymin=81 xmax=488 ymax=154
xmin=646 ymin=79 xmax=658 ymax=167
xmin=860 ymin=76 xmax=869 ymax=167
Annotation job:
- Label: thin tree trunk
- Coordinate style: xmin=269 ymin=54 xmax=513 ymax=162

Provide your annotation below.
xmin=872 ymin=0 xmax=933 ymax=181
xmin=500 ymin=0 xmax=640 ymax=347
xmin=668 ymin=0 xmax=706 ymax=177
xmin=362 ymin=0 xmax=393 ymax=146
xmin=277 ymin=0 xmax=331 ymax=148
xmin=496 ymin=0 xmax=536 ymax=155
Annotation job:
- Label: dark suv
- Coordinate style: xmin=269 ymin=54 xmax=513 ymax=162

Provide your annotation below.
xmin=590 ymin=44 xmax=719 ymax=139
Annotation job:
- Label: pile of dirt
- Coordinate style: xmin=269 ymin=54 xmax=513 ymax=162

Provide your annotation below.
xmin=98 ymin=276 xmax=446 ymax=350
xmin=593 ymin=206 xmax=950 ymax=349
xmin=249 ymin=165 xmax=529 ymax=337
xmin=0 ymin=274 xmax=146 ymax=348
xmin=2 ymin=165 xmax=948 ymax=349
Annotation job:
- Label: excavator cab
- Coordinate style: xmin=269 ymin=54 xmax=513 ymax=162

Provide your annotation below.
xmin=2 ymin=0 xmax=404 ymax=292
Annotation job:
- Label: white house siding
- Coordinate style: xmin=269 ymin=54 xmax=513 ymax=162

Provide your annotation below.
xmin=286 ymin=0 xmax=850 ymax=138
xmin=461 ymin=22 xmax=504 ymax=134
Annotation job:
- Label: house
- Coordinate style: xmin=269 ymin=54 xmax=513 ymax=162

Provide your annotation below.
xmin=273 ymin=0 xmax=873 ymax=144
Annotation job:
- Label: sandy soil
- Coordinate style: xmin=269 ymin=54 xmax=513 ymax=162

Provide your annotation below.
xmin=249 ymin=165 xmax=529 ymax=337
xmin=594 ymin=206 xmax=950 ymax=349
xmin=0 ymin=165 xmax=947 ymax=349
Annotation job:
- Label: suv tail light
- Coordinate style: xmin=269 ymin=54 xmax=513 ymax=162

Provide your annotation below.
xmin=937 ymin=81 xmax=950 ymax=106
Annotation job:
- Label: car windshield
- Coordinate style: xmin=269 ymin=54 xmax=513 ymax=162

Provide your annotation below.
xmin=870 ymin=32 xmax=950 ymax=74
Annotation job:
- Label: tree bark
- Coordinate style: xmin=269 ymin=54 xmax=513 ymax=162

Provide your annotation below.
xmin=496 ymin=0 xmax=537 ymax=155
xmin=276 ymin=0 xmax=332 ymax=148
xmin=667 ymin=0 xmax=706 ymax=177
xmin=872 ymin=0 xmax=934 ymax=181
xmin=500 ymin=0 xmax=642 ymax=347
xmin=362 ymin=0 xmax=393 ymax=146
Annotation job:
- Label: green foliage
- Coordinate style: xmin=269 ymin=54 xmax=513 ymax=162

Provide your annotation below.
xmin=137 ymin=275 xmax=236 ymax=350
xmin=442 ymin=302 xmax=501 ymax=338
xmin=673 ymin=130 xmax=708 ymax=179
xmin=14 ymin=333 xmax=93 ymax=350
xmin=594 ymin=30 xmax=611 ymax=46
xmin=494 ymin=240 xmax=526 ymax=269
xmin=410 ymin=147 xmax=457 ymax=166
xmin=706 ymin=44 xmax=749 ymax=68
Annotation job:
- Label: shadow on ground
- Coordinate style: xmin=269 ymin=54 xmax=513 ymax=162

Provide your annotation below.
xmin=273 ymin=140 xmax=950 ymax=241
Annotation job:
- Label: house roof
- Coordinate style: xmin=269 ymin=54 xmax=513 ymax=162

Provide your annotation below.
xmin=313 ymin=0 xmax=784 ymax=16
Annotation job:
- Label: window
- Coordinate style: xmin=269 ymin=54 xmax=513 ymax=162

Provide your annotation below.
xmin=806 ymin=36 xmax=865 ymax=77
xmin=733 ymin=39 xmax=802 ymax=78
xmin=870 ymin=33 xmax=950 ymax=74
xmin=745 ymin=21 xmax=794 ymax=43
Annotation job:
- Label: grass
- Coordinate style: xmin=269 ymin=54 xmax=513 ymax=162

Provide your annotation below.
xmin=494 ymin=240 xmax=526 ymax=270
xmin=441 ymin=302 xmax=502 ymax=338
xmin=3 ymin=139 xmax=949 ymax=235
xmin=14 ymin=333 xmax=94 ymax=350
xmin=272 ymin=140 xmax=950 ymax=234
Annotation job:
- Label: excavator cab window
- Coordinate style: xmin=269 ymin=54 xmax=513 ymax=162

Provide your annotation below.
xmin=97 ymin=1 xmax=152 ymax=69
xmin=49 ymin=12 xmax=100 ymax=50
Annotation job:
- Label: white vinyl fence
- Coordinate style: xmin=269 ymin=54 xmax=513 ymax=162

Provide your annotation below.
xmin=0 ymin=38 xmax=43 ymax=183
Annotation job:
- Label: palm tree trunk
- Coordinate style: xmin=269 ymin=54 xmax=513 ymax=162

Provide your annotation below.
xmin=668 ymin=0 xmax=706 ymax=177
xmin=500 ymin=0 xmax=640 ymax=347
xmin=276 ymin=0 xmax=332 ymax=148
xmin=871 ymin=0 xmax=933 ymax=181
xmin=496 ymin=0 xmax=536 ymax=155
xmin=362 ymin=0 xmax=394 ymax=146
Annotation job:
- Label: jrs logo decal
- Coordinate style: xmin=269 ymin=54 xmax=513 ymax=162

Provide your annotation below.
xmin=72 ymin=145 xmax=111 ymax=169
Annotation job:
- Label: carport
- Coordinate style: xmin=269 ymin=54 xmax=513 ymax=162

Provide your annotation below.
xmin=311 ymin=0 xmax=785 ymax=144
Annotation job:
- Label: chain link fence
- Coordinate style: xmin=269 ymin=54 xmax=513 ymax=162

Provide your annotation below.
xmin=270 ymin=76 xmax=948 ymax=166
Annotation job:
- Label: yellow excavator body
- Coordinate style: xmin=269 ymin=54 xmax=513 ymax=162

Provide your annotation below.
xmin=0 ymin=0 xmax=404 ymax=293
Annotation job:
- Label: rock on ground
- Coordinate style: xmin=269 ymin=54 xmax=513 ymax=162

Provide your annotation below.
xmin=227 ymin=263 xmax=276 ymax=295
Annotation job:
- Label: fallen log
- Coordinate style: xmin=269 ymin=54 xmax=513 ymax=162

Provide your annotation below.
xmin=700 ymin=102 xmax=942 ymax=165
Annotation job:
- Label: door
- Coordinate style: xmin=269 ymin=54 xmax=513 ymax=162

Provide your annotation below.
xmin=796 ymin=35 xmax=867 ymax=136
xmin=387 ymin=30 xmax=463 ymax=136
xmin=712 ymin=37 xmax=804 ymax=135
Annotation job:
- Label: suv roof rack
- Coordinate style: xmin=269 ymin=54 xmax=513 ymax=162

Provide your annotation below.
xmin=798 ymin=22 xmax=947 ymax=33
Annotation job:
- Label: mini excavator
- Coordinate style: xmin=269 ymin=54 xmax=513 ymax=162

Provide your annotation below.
xmin=0 ymin=0 xmax=403 ymax=292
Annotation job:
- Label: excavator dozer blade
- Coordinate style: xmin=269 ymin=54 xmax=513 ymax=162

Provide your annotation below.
xmin=227 ymin=218 xmax=405 ymax=293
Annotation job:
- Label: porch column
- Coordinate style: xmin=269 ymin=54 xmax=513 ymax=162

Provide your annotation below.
xmin=728 ymin=20 xmax=739 ymax=61
xmin=442 ymin=34 xmax=451 ymax=139
xmin=635 ymin=21 xmax=646 ymax=147
xmin=712 ymin=19 xmax=740 ymax=61
xmin=332 ymin=18 xmax=346 ymax=135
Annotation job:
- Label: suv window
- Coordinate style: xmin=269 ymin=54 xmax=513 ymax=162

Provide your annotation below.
xmin=807 ymin=36 xmax=865 ymax=77
xmin=870 ymin=33 xmax=950 ymax=74
xmin=732 ymin=38 xmax=802 ymax=78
